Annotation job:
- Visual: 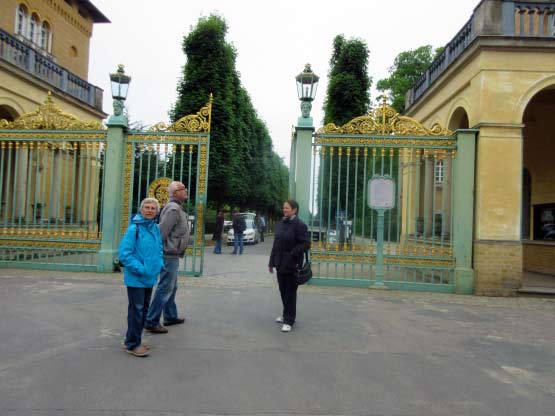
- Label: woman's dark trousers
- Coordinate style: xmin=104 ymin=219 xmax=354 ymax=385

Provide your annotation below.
xmin=125 ymin=287 xmax=153 ymax=350
xmin=276 ymin=270 xmax=298 ymax=325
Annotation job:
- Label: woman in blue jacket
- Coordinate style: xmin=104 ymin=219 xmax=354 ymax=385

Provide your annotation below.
xmin=118 ymin=198 xmax=164 ymax=357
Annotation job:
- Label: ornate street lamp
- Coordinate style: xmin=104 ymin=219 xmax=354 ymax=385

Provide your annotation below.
xmin=295 ymin=63 xmax=319 ymax=119
xmin=108 ymin=64 xmax=131 ymax=126
xmin=109 ymin=64 xmax=131 ymax=101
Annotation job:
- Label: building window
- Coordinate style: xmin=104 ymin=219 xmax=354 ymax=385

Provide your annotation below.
xmin=533 ymin=203 xmax=555 ymax=241
xmin=435 ymin=160 xmax=444 ymax=183
xmin=39 ymin=21 xmax=51 ymax=52
xmin=15 ymin=4 xmax=28 ymax=36
xmin=28 ymin=14 xmax=40 ymax=44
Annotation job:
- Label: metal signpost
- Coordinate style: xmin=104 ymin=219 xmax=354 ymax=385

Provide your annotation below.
xmin=368 ymin=175 xmax=396 ymax=286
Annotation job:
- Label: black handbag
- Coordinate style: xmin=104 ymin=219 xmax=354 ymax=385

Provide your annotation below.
xmin=296 ymin=251 xmax=312 ymax=285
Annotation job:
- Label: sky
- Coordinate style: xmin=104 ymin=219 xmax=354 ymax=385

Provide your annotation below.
xmin=88 ymin=0 xmax=479 ymax=166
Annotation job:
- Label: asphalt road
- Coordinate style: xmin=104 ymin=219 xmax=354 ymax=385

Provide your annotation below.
xmin=1 ymin=237 xmax=555 ymax=415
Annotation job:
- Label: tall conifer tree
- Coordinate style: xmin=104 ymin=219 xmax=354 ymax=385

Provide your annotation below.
xmin=171 ymin=14 xmax=287 ymax=214
xmin=321 ymin=35 xmax=371 ymax=231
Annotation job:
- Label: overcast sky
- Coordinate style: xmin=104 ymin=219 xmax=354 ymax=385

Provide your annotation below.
xmin=88 ymin=0 xmax=478 ymax=166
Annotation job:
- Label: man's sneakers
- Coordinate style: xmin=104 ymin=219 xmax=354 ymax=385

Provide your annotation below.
xmin=144 ymin=324 xmax=168 ymax=334
xmin=126 ymin=344 xmax=150 ymax=357
xmin=275 ymin=316 xmax=284 ymax=323
xmin=163 ymin=318 xmax=185 ymax=326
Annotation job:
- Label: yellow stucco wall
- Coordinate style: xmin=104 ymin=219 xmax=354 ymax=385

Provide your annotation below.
xmin=407 ymin=47 xmax=555 ymax=239
xmin=405 ymin=41 xmax=555 ymax=293
xmin=0 ymin=0 xmax=94 ymax=79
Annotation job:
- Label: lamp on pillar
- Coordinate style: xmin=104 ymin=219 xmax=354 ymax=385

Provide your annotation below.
xmin=295 ymin=63 xmax=319 ymax=126
xmin=291 ymin=64 xmax=318 ymax=219
xmin=107 ymin=64 xmax=131 ymax=127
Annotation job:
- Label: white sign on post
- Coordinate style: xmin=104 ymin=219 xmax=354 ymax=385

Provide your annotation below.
xmin=368 ymin=176 xmax=395 ymax=209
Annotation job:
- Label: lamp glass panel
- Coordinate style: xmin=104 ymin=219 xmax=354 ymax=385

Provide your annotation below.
xmin=111 ymin=81 xmax=120 ymax=99
xmin=120 ymin=83 xmax=129 ymax=100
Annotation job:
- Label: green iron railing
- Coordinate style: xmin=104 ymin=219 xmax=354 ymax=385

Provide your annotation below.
xmin=308 ymin=137 xmax=457 ymax=292
xmin=295 ymin=101 xmax=464 ymax=292
xmin=0 ymin=131 xmax=107 ymax=270
xmin=125 ymin=132 xmax=210 ymax=277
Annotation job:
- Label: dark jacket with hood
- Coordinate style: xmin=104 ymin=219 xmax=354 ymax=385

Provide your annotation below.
xmin=269 ymin=215 xmax=310 ymax=274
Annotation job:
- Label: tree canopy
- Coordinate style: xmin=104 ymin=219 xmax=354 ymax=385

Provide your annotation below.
xmin=170 ymin=14 xmax=288 ymax=215
xmin=323 ymin=35 xmax=372 ymax=125
xmin=320 ymin=34 xmax=371 ymax=229
xmin=376 ymin=45 xmax=444 ymax=113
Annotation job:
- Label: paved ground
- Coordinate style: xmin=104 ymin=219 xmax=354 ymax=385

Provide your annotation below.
xmin=1 ymin=237 xmax=555 ymax=416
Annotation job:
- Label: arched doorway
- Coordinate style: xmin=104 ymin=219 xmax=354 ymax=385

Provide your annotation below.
xmin=522 ymin=88 xmax=555 ymax=281
xmin=0 ymin=105 xmax=19 ymax=122
xmin=448 ymin=107 xmax=469 ymax=131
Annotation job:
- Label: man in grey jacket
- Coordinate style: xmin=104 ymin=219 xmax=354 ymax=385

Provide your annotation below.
xmin=145 ymin=181 xmax=190 ymax=333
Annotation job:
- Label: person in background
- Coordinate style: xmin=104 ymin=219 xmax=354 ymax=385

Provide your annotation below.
xmin=259 ymin=214 xmax=267 ymax=242
xmin=145 ymin=181 xmax=189 ymax=334
xmin=268 ymin=200 xmax=310 ymax=333
xmin=231 ymin=210 xmax=246 ymax=255
xmin=118 ymin=198 xmax=164 ymax=357
xmin=213 ymin=210 xmax=224 ymax=254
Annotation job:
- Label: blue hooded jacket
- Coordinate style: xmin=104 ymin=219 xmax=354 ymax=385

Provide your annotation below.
xmin=118 ymin=213 xmax=164 ymax=288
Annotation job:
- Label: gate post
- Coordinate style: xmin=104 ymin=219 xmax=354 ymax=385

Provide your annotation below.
xmin=98 ymin=110 xmax=128 ymax=272
xmin=289 ymin=128 xmax=297 ymax=200
xmin=294 ymin=117 xmax=314 ymax=222
xmin=453 ymin=129 xmax=477 ymax=294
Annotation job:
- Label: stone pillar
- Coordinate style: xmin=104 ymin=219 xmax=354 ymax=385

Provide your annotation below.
xmin=442 ymin=157 xmax=453 ymax=239
xmin=49 ymin=150 xmax=62 ymax=220
xmin=15 ymin=146 xmax=29 ymax=219
xmin=289 ymin=129 xmax=297 ymax=200
xmin=453 ymin=129 xmax=477 ymax=294
xmin=473 ymin=124 xmax=523 ymax=296
xmin=98 ymin=112 xmax=127 ymax=272
xmin=294 ymin=116 xmax=314 ymax=223
xmin=424 ymin=156 xmax=434 ymax=237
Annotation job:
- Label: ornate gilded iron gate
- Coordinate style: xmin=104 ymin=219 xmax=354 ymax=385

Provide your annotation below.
xmin=0 ymin=94 xmax=212 ymax=275
xmin=308 ymin=101 xmax=459 ymax=292
xmin=123 ymin=99 xmax=211 ymax=276
xmin=0 ymin=95 xmax=106 ymax=270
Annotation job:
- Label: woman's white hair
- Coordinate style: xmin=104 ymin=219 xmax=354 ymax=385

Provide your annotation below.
xmin=140 ymin=197 xmax=160 ymax=212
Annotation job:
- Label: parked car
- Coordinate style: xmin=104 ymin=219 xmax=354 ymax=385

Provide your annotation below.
xmin=307 ymin=220 xmax=327 ymax=242
xmin=227 ymin=218 xmax=260 ymax=245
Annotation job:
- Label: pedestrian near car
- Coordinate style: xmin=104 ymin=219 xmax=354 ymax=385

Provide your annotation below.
xmin=268 ymin=199 xmax=310 ymax=332
xmin=213 ymin=211 xmax=224 ymax=254
xmin=118 ymin=198 xmax=164 ymax=357
xmin=259 ymin=214 xmax=266 ymax=242
xmin=145 ymin=181 xmax=189 ymax=334
xmin=231 ymin=210 xmax=246 ymax=255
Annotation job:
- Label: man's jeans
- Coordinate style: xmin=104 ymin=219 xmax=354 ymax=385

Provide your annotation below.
xmin=125 ymin=286 xmax=152 ymax=350
xmin=213 ymin=239 xmax=222 ymax=254
xmin=146 ymin=257 xmax=179 ymax=326
xmin=232 ymin=233 xmax=244 ymax=254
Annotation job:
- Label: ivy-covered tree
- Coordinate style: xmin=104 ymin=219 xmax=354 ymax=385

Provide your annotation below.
xmin=170 ymin=14 xmax=287 ymax=216
xmin=376 ymin=45 xmax=444 ymax=113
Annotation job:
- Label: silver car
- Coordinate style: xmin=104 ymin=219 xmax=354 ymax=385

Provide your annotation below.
xmin=227 ymin=218 xmax=260 ymax=245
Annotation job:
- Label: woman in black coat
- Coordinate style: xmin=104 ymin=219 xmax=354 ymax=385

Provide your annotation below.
xmin=268 ymin=200 xmax=310 ymax=332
